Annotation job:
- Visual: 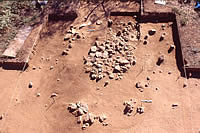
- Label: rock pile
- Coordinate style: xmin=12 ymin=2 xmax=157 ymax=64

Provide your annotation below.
xmin=123 ymin=98 xmax=137 ymax=116
xmin=123 ymin=99 xmax=146 ymax=116
xmin=63 ymin=26 xmax=84 ymax=55
xmin=84 ymin=21 xmax=138 ymax=81
xmin=137 ymin=106 xmax=145 ymax=114
xmin=68 ymin=102 xmax=108 ymax=130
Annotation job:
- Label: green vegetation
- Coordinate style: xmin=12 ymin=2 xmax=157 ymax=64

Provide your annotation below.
xmin=0 ymin=1 xmax=40 ymax=54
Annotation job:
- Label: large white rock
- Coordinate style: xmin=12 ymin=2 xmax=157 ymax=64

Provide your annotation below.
xmin=90 ymin=46 xmax=97 ymax=52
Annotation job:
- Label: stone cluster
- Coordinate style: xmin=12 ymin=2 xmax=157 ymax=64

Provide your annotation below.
xmin=123 ymin=98 xmax=145 ymax=116
xmin=63 ymin=26 xmax=84 ymax=55
xmin=83 ymin=21 xmax=138 ymax=81
xmin=123 ymin=98 xmax=137 ymax=116
xmin=68 ymin=102 xmax=108 ymax=130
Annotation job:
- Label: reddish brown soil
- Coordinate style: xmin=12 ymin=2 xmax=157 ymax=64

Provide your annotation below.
xmin=0 ymin=1 xmax=200 ymax=133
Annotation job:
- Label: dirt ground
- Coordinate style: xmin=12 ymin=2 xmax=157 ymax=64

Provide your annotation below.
xmin=0 ymin=1 xmax=200 ymax=133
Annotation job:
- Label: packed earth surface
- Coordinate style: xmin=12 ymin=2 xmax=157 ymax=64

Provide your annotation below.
xmin=0 ymin=1 xmax=200 ymax=133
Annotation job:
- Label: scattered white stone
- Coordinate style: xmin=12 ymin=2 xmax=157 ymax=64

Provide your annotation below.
xmin=172 ymin=103 xmax=178 ymax=108
xmin=109 ymin=73 xmax=114 ymax=79
xmin=157 ymin=55 xmax=164 ymax=66
xmin=137 ymin=106 xmax=144 ymax=114
xmin=64 ymin=34 xmax=71 ymax=41
xmin=108 ymin=19 xmax=113 ymax=27
xmin=50 ymin=93 xmax=57 ymax=98
xmin=62 ymin=50 xmax=68 ymax=55
xmin=102 ymin=122 xmax=108 ymax=126
xmin=148 ymin=29 xmax=156 ymax=35
xmin=114 ymin=65 xmax=121 ymax=72
xmin=90 ymin=46 xmax=97 ymax=52
xmin=143 ymin=40 xmax=148 ymax=45
xmin=68 ymin=103 xmax=77 ymax=111
xmin=123 ymin=98 xmax=137 ymax=116
xmin=144 ymin=35 xmax=148 ymax=40
xmin=159 ymin=34 xmax=165 ymax=41
xmin=77 ymin=116 xmax=82 ymax=124
xmin=136 ymin=82 xmax=143 ymax=89
xmin=147 ymin=76 xmax=150 ymax=80
xmin=183 ymin=82 xmax=188 ymax=88
xmin=104 ymin=81 xmax=109 ymax=86
xmin=29 ymin=82 xmax=33 ymax=88
xmin=36 ymin=93 xmax=40 ymax=97
xmin=32 ymin=66 xmax=36 ymax=70
xmin=77 ymin=108 xmax=84 ymax=116
xmin=50 ymin=66 xmax=54 ymax=70
xmin=68 ymin=43 xmax=72 ymax=48
xmin=169 ymin=44 xmax=175 ymax=53
xmin=46 ymin=58 xmax=50 ymax=61
xmin=161 ymin=24 xmax=166 ymax=30
xmin=96 ymin=20 xmax=102 ymax=25
xmin=168 ymin=71 xmax=172 ymax=74
xmin=0 ymin=114 xmax=3 ymax=120
xmin=99 ymin=114 xmax=107 ymax=123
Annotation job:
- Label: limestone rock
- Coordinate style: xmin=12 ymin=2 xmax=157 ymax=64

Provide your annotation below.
xmin=156 ymin=55 xmax=164 ymax=66
xmin=62 ymin=50 xmax=68 ymax=55
xmin=137 ymin=106 xmax=144 ymax=114
xmin=183 ymin=82 xmax=188 ymax=88
xmin=143 ymin=40 xmax=148 ymax=45
xmin=77 ymin=116 xmax=82 ymax=124
xmin=90 ymin=46 xmax=97 ymax=52
xmin=68 ymin=103 xmax=77 ymax=111
xmin=96 ymin=20 xmax=102 ymax=25
xmin=99 ymin=114 xmax=107 ymax=123
xmin=109 ymin=73 xmax=114 ymax=79
xmin=104 ymin=81 xmax=109 ymax=86
xmin=108 ymin=19 xmax=113 ymax=27
xmin=148 ymin=29 xmax=156 ymax=35
xmin=50 ymin=93 xmax=57 ymax=98
xmin=36 ymin=93 xmax=40 ymax=97
xmin=168 ymin=44 xmax=175 ymax=53
xmin=114 ymin=65 xmax=121 ymax=72
xmin=64 ymin=34 xmax=71 ymax=41
xmin=28 ymin=81 xmax=33 ymax=88
xmin=159 ymin=34 xmax=165 ymax=41
xmin=50 ymin=66 xmax=54 ymax=70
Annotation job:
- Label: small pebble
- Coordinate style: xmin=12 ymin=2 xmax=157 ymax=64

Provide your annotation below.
xmin=32 ymin=66 xmax=36 ymax=70
xmin=104 ymin=81 xmax=109 ymax=87
xmin=50 ymin=66 xmax=54 ymax=70
xmin=36 ymin=93 xmax=41 ymax=97
xmin=183 ymin=82 xmax=188 ymax=88
xmin=172 ymin=103 xmax=178 ymax=108
xmin=50 ymin=93 xmax=58 ymax=98
xmin=29 ymin=82 xmax=33 ymax=88
xmin=0 ymin=114 xmax=3 ymax=120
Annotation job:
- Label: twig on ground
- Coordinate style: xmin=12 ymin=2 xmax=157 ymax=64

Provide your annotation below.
xmin=85 ymin=0 xmax=105 ymax=22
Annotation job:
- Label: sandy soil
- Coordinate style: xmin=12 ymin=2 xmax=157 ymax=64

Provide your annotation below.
xmin=0 ymin=1 xmax=200 ymax=133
